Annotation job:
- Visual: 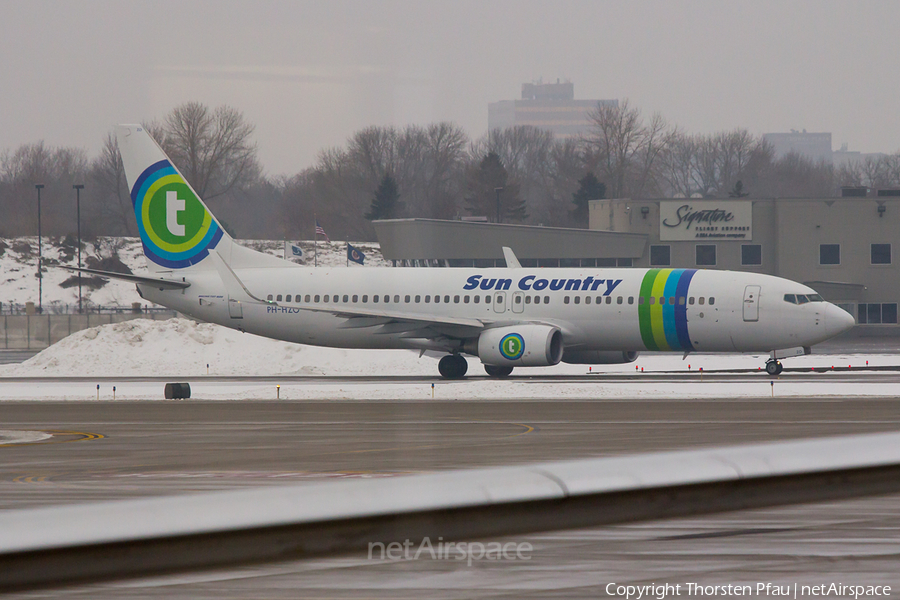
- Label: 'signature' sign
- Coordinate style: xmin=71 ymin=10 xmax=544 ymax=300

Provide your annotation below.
xmin=659 ymin=200 xmax=752 ymax=241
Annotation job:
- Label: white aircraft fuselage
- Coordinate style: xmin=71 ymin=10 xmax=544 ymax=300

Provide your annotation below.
xmin=138 ymin=265 xmax=852 ymax=356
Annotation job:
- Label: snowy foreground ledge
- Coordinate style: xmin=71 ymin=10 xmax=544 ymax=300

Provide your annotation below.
xmin=0 ymin=319 xmax=896 ymax=401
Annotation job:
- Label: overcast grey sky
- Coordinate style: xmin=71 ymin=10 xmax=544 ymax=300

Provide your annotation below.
xmin=2 ymin=0 xmax=898 ymax=176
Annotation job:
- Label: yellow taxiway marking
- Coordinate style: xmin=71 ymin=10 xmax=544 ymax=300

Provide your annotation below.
xmin=0 ymin=430 xmax=105 ymax=448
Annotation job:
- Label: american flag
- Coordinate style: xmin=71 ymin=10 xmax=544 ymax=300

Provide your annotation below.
xmin=315 ymin=220 xmax=329 ymax=241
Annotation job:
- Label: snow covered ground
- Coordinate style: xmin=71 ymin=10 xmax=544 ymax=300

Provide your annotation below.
xmin=0 ymin=318 xmax=897 ymax=402
xmin=0 ymin=237 xmax=388 ymax=311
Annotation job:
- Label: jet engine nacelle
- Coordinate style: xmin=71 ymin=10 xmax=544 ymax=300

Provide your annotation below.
xmin=473 ymin=325 xmax=564 ymax=367
xmin=561 ymin=350 xmax=639 ymax=364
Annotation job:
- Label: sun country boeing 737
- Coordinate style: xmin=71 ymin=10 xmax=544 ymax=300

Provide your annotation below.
xmin=69 ymin=125 xmax=855 ymax=379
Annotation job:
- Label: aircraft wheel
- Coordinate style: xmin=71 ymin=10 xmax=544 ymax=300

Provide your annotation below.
xmin=484 ymin=365 xmax=514 ymax=378
xmin=439 ymin=354 xmax=468 ymax=379
xmin=765 ymin=360 xmax=782 ymax=376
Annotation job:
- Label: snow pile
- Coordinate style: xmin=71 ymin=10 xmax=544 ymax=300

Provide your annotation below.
xmin=0 ymin=318 xmax=439 ymax=377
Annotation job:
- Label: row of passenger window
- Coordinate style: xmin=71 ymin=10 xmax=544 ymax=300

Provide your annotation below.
xmin=561 ymin=295 xmax=715 ymax=305
xmin=267 ymin=293 xmax=542 ymax=305
xmin=266 ymin=293 xmax=716 ymax=306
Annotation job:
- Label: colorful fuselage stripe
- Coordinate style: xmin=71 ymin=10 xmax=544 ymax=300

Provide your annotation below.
xmin=130 ymin=159 xmax=223 ymax=269
xmin=638 ymin=269 xmax=697 ymax=351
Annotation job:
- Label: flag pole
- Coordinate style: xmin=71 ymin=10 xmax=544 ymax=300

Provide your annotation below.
xmin=314 ymin=216 xmax=318 ymax=267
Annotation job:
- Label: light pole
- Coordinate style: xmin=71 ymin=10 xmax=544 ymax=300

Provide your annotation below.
xmin=35 ymin=184 xmax=44 ymax=314
xmin=494 ymin=187 xmax=503 ymax=224
xmin=73 ymin=184 xmax=84 ymax=313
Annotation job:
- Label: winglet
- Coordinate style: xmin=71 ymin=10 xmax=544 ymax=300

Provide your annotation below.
xmin=502 ymin=247 xmax=522 ymax=269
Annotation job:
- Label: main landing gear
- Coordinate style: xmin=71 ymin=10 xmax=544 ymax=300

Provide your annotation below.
xmin=765 ymin=359 xmax=784 ymax=375
xmin=438 ymin=354 xmax=468 ymax=379
xmin=484 ymin=365 xmax=514 ymax=378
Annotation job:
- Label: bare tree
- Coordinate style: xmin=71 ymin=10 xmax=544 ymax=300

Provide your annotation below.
xmin=585 ymin=99 xmax=675 ymax=198
xmin=0 ymin=142 xmax=88 ymax=236
xmin=661 ymin=132 xmax=697 ymax=197
xmin=88 ymin=132 xmax=135 ymax=236
xmin=156 ymin=102 xmax=261 ymax=200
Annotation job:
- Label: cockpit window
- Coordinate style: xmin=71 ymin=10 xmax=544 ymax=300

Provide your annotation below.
xmin=784 ymin=294 xmax=796 ymax=304
xmin=807 ymin=294 xmax=824 ymax=302
xmin=796 ymin=294 xmax=809 ymax=304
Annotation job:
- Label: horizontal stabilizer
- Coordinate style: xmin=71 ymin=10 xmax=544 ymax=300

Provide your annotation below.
xmin=60 ymin=266 xmax=190 ymax=290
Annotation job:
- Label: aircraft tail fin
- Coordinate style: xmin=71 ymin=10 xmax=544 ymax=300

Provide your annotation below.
xmin=116 ymin=125 xmax=285 ymax=273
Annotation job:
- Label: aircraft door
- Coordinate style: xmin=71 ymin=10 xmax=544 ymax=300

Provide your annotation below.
xmin=493 ymin=291 xmax=507 ymax=314
xmin=743 ymin=285 xmax=760 ymax=322
xmin=228 ymin=296 xmax=243 ymax=319
xmin=511 ymin=291 xmax=524 ymax=314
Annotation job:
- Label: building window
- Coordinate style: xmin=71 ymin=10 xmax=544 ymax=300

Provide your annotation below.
xmin=696 ymin=245 xmax=716 ymax=266
xmin=872 ymin=244 xmax=891 ymax=265
xmin=859 ymin=303 xmax=898 ymax=324
xmin=820 ymin=244 xmax=840 ymax=265
xmin=650 ymin=245 xmax=670 ymax=267
xmin=617 ymin=258 xmax=633 ymax=267
xmin=741 ymin=244 xmax=762 ymax=266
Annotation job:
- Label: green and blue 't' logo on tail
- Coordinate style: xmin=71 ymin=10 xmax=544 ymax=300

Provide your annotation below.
xmin=130 ymin=160 xmax=223 ymax=269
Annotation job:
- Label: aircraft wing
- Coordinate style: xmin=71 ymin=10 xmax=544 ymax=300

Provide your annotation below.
xmin=295 ymin=304 xmax=488 ymax=330
xmin=60 ymin=266 xmax=190 ymax=290
xmin=2 ymin=431 xmax=900 ymax=591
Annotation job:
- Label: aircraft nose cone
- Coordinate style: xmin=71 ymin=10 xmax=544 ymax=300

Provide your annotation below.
xmin=825 ymin=303 xmax=855 ymax=337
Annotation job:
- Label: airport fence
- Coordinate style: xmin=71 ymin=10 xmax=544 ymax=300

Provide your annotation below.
xmin=0 ymin=310 xmax=179 ymax=350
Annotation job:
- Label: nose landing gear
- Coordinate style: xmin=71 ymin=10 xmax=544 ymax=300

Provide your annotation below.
xmin=765 ymin=359 xmax=783 ymax=375
xmin=438 ymin=354 xmax=468 ymax=379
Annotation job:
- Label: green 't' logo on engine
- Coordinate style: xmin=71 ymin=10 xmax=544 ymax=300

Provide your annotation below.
xmin=499 ymin=333 xmax=525 ymax=360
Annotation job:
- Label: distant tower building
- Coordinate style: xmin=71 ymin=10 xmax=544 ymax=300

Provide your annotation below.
xmin=762 ymin=131 xmax=833 ymax=164
xmin=488 ymin=80 xmax=617 ymax=139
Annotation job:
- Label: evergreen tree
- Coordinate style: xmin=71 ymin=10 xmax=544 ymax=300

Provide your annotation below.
xmin=365 ymin=173 xmax=404 ymax=220
xmin=728 ymin=179 xmax=749 ymax=198
xmin=464 ymin=152 xmax=526 ymax=222
xmin=570 ymin=171 xmax=606 ymax=226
